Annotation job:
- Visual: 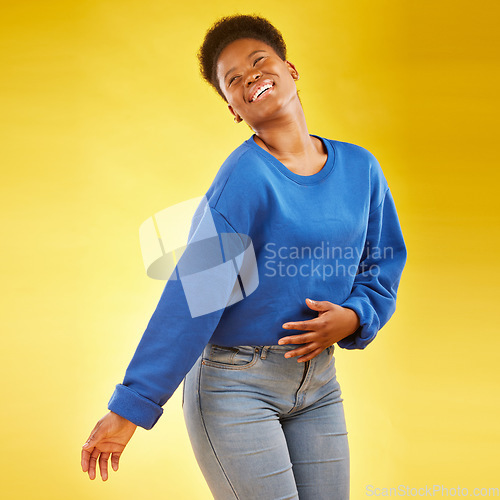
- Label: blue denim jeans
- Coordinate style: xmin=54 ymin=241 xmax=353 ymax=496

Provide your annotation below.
xmin=182 ymin=343 xmax=349 ymax=499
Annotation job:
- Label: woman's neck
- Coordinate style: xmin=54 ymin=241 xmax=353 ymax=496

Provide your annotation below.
xmin=252 ymin=100 xmax=310 ymax=151
xmin=251 ymin=103 xmax=326 ymax=175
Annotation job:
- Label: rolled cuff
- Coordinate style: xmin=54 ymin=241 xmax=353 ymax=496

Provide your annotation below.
xmin=337 ymin=299 xmax=378 ymax=350
xmin=108 ymin=384 xmax=163 ymax=430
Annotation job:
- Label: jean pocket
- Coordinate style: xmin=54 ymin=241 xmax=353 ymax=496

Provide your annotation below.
xmin=326 ymin=345 xmax=335 ymax=356
xmin=202 ymin=344 xmax=259 ymax=370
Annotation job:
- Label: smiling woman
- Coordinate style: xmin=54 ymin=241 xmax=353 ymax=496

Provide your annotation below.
xmin=81 ymin=14 xmax=407 ymax=500
xmin=216 ymin=38 xmax=299 ymax=123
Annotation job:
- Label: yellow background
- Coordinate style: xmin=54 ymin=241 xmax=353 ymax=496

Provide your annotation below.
xmin=1 ymin=0 xmax=499 ymax=498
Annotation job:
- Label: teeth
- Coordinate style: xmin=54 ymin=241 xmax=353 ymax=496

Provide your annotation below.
xmin=251 ymin=83 xmax=272 ymax=102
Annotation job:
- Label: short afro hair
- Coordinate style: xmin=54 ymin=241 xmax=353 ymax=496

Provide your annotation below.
xmin=198 ymin=14 xmax=287 ymax=101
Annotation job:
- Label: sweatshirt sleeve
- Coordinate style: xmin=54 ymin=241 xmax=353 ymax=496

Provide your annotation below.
xmin=108 ymin=204 xmax=246 ymax=429
xmin=338 ymin=187 xmax=407 ymax=350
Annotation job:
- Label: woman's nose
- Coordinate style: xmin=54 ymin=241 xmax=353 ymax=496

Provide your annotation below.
xmin=245 ymin=71 xmax=261 ymax=86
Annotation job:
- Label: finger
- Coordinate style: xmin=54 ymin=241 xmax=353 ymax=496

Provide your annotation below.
xmin=111 ymin=452 xmax=122 ymax=471
xmin=82 ymin=437 xmax=99 ymax=476
xmin=88 ymin=448 xmax=100 ymax=480
xmin=81 ymin=423 xmax=102 ymax=456
xmin=81 ymin=448 xmax=91 ymax=472
xmin=99 ymin=452 xmax=110 ymax=481
xmin=305 ymin=298 xmax=334 ymax=310
xmin=284 ymin=345 xmax=315 ymax=359
xmin=297 ymin=346 xmax=324 ymax=362
xmin=282 ymin=320 xmax=318 ymax=331
xmin=279 ymin=333 xmax=315 ymax=345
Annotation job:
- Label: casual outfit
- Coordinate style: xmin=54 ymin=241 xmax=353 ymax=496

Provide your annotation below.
xmin=108 ymin=134 xmax=407 ymax=499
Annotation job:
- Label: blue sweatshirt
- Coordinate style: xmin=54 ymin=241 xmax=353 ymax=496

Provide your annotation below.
xmin=108 ymin=135 xmax=407 ymax=429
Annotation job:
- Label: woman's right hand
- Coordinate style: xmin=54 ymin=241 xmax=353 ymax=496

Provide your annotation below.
xmin=81 ymin=411 xmax=137 ymax=481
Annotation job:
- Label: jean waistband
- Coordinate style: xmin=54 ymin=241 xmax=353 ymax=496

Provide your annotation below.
xmin=205 ymin=343 xmax=335 ymax=360
xmin=207 ymin=342 xmax=302 ymax=351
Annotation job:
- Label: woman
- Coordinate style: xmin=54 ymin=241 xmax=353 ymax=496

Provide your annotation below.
xmin=81 ymin=14 xmax=407 ymax=499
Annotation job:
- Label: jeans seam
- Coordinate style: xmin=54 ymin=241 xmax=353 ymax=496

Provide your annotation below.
xmin=287 ymin=357 xmax=316 ymax=414
xmin=197 ymin=358 xmax=240 ymax=499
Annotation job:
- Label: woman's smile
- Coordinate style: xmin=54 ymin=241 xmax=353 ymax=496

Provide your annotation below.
xmin=248 ymin=80 xmax=275 ymax=103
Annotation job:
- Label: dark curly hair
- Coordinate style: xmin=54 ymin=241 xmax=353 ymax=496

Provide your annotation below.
xmin=198 ymin=14 xmax=287 ymax=101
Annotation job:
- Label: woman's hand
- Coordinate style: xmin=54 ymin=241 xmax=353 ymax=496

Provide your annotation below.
xmin=81 ymin=411 xmax=137 ymax=481
xmin=279 ymin=298 xmax=360 ymax=362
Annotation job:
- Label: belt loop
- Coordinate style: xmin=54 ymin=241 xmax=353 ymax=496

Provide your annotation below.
xmin=204 ymin=343 xmax=212 ymax=356
xmin=260 ymin=346 xmax=270 ymax=360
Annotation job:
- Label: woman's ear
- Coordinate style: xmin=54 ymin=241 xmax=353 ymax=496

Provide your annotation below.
xmin=228 ymin=105 xmax=243 ymax=123
xmin=285 ymin=61 xmax=300 ymax=81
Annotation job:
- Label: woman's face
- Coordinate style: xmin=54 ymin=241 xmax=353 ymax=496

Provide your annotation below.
xmin=215 ymin=38 xmax=299 ymax=128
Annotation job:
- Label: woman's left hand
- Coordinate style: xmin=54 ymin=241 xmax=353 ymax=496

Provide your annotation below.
xmin=279 ymin=298 xmax=360 ymax=362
